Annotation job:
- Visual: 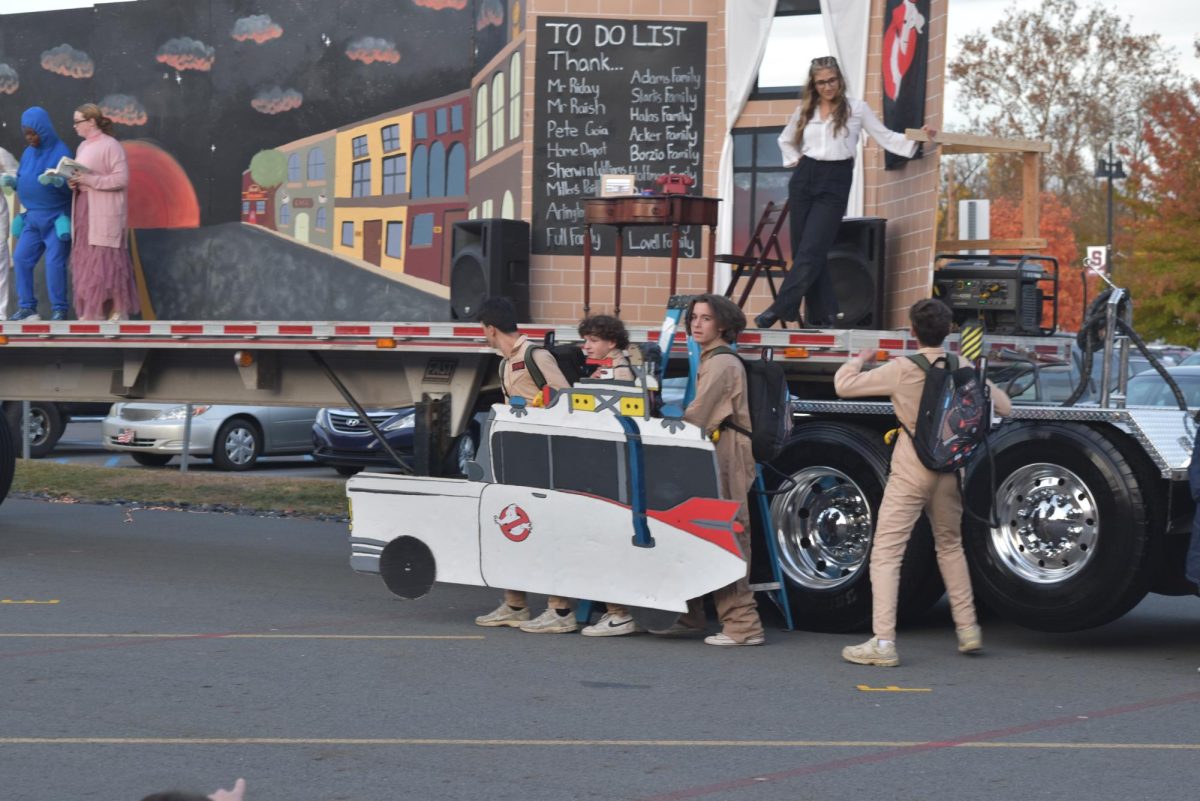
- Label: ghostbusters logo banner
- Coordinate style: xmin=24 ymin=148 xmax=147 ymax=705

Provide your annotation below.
xmin=881 ymin=0 xmax=929 ymax=170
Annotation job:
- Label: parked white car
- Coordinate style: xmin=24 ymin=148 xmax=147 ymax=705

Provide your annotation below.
xmin=103 ymin=403 xmax=320 ymax=470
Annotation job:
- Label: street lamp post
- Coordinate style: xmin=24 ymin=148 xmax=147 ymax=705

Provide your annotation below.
xmin=1095 ymin=143 xmax=1127 ymax=277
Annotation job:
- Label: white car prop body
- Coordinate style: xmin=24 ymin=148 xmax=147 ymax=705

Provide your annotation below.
xmin=347 ymin=380 xmax=748 ymax=614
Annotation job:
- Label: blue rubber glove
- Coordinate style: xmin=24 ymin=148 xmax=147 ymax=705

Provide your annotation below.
xmin=55 ymin=213 xmax=71 ymax=241
xmin=10 ymin=212 xmax=23 ymax=238
xmin=38 ymin=173 xmax=65 ymax=187
xmin=0 ymin=174 xmax=15 ymax=190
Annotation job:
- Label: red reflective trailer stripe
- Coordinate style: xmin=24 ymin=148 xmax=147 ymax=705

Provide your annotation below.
xmin=22 ymin=324 xmax=51 ymax=334
xmin=392 ymin=325 xmax=431 ymax=336
xmin=120 ymin=324 xmax=152 ymax=334
xmin=334 ymin=325 xmax=371 ymax=336
xmin=452 ymin=326 xmax=480 ymax=337
xmin=739 ymin=333 xmax=762 ymax=344
xmin=879 ymin=339 xmax=904 ymax=349
xmin=788 ymin=333 xmax=836 ymax=346
xmin=222 ymin=325 xmax=256 ymax=335
xmin=170 ymin=324 xmax=203 ymax=334
xmin=69 ymin=324 xmax=101 ymax=334
xmin=278 ymin=325 xmax=313 ymax=335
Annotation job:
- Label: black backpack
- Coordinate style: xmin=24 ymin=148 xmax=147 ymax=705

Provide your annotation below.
xmin=711 ymin=346 xmax=791 ymax=463
xmin=903 ymin=353 xmax=988 ymax=472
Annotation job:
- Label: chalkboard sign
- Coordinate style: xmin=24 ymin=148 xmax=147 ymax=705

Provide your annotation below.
xmin=533 ymin=17 xmax=707 ymax=257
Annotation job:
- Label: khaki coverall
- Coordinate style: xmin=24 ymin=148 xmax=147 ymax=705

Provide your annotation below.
xmin=675 ymin=341 xmax=765 ymax=642
xmin=500 ymin=335 xmax=572 ymax=611
xmin=834 ymin=347 xmax=1012 ymax=642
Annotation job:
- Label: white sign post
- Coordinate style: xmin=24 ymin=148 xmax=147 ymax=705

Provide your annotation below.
xmin=1086 ymin=246 xmax=1107 ymax=273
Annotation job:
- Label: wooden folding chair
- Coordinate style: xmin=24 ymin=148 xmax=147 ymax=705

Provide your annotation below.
xmin=718 ymin=200 xmax=791 ymax=311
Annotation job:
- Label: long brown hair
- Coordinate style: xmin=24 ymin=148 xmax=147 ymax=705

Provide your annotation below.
xmin=792 ymin=56 xmax=849 ymax=146
xmin=75 ymin=103 xmax=114 ymax=136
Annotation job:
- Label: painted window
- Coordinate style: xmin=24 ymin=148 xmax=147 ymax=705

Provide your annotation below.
xmin=491 ymin=71 xmax=505 ymax=153
xmin=468 ymin=206 xmax=477 ymax=220
xmin=255 ymin=200 xmax=266 ymax=215
xmin=501 ymin=190 xmax=514 ymax=219
xmin=386 ymin=221 xmax=405 ymax=259
xmin=341 ymin=221 xmax=355 ymax=246
xmin=351 ymin=160 xmax=371 ymax=197
xmin=279 ymin=203 xmax=291 ymax=226
xmin=411 ymin=145 xmax=428 ymax=199
xmin=242 ymin=200 xmax=250 ymax=216
xmin=451 ymin=103 xmax=463 ymax=132
xmin=410 ymin=212 xmax=434 ymax=247
xmin=475 ymin=85 xmax=489 ymax=161
xmin=381 ymin=124 xmax=401 ymax=153
xmin=382 ymin=154 xmax=407 ymax=196
xmin=413 ymin=112 xmax=428 ymax=140
xmin=429 ymin=141 xmax=446 ymax=198
xmin=435 ymin=107 xmax=448 ymax=135
xmin=730 ymin=127 xmax=790 ymax=257
xmin=315 ymin=207 xmax=327 ymax=230
xmin=352 ymin=135 xmax=369 ymax=158
xmin=287 ymin=153 xmax=301 ymax=182
xmin=307 ymin=148 xmax=326 ymax=181
xmin=509 ymin=52 xmax=521 ymax=141
xmin=446 ymin=142 xmax=466 ymax=196
xmin=481 ymin=198 xmax=494 ymax=218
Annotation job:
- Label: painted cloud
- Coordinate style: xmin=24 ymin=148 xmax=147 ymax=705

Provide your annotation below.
xmin=412 ymin=0 xmax=467 ymax=9
xmin=100 ymin=94 xmax=148 ymax=126
xmin=41 ymin=44 xmax=94 ymax=79
xmin=232 ymin=14 xmax=283 ymax=44
xmin=156 ymin=37 xmax=216 ymax=72
xmin=0 ymin=63 xmax=18 ymax=94
xmin=477 ymin=0 xmax=503 ymax=30
xmin=345 ymin=36 xmax=400 ymax=65
xmin=251 ymin=86 xmax=303 ymax=115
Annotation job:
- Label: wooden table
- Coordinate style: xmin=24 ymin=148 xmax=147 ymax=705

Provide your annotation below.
xmin=582 ymin=195 xmax=720 ymax=316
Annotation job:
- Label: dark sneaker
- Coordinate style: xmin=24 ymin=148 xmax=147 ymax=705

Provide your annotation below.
xmin=11 ymin=308 xmax=40 ymax=322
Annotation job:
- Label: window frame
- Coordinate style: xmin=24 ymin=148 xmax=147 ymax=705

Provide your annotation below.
xmin=475 ymin=85 xmax=490 ymax=161
xmin=307 ymin=148 xmax=326 ymax=181
xmin=351 ymin=159 xmax=371 ymax=197
xmin=382 ymin=153 xmax=408 ymax=196
xmin=380 ymin=124 xmax=401 ymax=153
xmin=340 ymin=221 xmax=355 ymax=246
xmin=351 ymin=134 xmax=369 ymax=159
xmin=730 ymin=125 xmax=791 ymax=257
xmin=750 ymin=1 xmax=823 ymax=101
xmin=385 ymin=220 xmax=405 ymax=259
xmin=409 ymin=212 xmax=435 ymax=248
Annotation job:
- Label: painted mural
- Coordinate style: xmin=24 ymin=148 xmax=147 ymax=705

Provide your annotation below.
xmin=0 ymin=0 xmax=527 ymax=320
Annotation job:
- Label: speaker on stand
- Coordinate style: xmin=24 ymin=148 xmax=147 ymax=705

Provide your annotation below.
xmin=827 ymin=217 xmax=886 ymax=329
xmin=450 ymin=219 xmax=531 ymax=321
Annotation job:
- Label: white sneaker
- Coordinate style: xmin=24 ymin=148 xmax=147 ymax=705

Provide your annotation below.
xmin=956 ymin=625 xmax=983 ymax=654
xmin=704 ymin=632 xmax=766 ymax=647
xmin=474 ymin=603 xmax=529 ymax=628
xmin=842 ymin=637 xmax=900 ymax=667
xmin=518 ymin=608 xmax=578 ymax=634
xmin=581 ymin=612 xmax=642 ymax=637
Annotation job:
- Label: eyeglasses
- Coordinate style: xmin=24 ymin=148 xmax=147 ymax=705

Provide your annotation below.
xmin=72 ymin=118 xmax=87 ymax=126
xmin=814 ymin=77 xmax=840 ymax=88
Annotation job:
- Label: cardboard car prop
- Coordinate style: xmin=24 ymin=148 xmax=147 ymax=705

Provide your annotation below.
xmin=346 ymin=378 xmax=748 ymax=621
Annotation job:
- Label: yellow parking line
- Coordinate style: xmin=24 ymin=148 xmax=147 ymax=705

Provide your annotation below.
xmin=856 ymin=685 xmax=932 ymax=693
xmin=0 ymin=600 xmax=61 ymax=605
xmin=0 ymin=737 xmax=1196 ymax=750
xmin=0 ymin=633 xmax=483 ymax=640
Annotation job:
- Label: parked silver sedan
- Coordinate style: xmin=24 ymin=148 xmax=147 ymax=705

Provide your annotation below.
xmin=102 ymin=403 xmax=320 ymax=471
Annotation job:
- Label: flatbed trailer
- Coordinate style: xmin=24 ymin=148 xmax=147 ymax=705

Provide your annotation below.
xmin=1 ymin=316 xmax=1194 ymax=633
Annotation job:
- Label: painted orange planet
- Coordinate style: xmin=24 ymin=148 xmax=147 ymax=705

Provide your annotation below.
xmin=124 ymin=139 xmax=200 ymax=229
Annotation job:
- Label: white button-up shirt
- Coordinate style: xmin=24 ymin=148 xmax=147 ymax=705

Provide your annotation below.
xmin=777 ymin=97 xmax=918 ymax=167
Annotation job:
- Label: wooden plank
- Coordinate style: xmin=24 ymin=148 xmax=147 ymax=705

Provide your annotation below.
xmin=936 ymin=238 xmax=1048 ymax=252
xmin=906 ymin=128 xmax=1052 ymax=154
xmin=1022 ymin=153 xmax=1041 ymax=239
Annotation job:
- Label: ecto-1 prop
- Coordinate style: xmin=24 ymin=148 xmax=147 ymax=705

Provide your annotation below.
xmin=346 ymin=379 xmax=748 ymax=619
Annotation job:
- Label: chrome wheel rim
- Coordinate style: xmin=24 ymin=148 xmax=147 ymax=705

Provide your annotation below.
xmin=456 ymin=434 xmax=477 ymax=475
xmin=992 ymin=463 xmax=1098 ymax=584
xmin=223 ymin=426 xmax=257 ymax=466
xmin=27 ymin=410 xmax=49 ymax=446
xmin=769 ymin=466 xmax=874 ymax=589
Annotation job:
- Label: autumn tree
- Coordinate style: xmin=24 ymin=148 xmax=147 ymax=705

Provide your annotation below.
xmin=1118 ymin=79 xmax=1200 ymax=346
xmin=990 ymin=192 xmax=1091 ymax=332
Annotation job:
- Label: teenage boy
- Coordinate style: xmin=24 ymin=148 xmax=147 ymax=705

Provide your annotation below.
xmin=664 ymin=293 xmax=766 ymax=646
xmin=473 ymin=296 xmax=577 ymax=634
xmin=834 ymin=298 xmax=1011 ymax=666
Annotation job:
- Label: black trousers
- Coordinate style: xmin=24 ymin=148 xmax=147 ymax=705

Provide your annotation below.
xmin=768 ymin=157 xmax=853 ymax=325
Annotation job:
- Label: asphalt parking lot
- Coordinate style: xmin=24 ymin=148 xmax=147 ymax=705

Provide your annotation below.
xmin=1 ymin=498 xmax=1197 ymax=801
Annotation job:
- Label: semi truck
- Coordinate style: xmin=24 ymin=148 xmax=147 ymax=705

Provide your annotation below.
xmin=0 ymin=296 xmax=1194 ymax=633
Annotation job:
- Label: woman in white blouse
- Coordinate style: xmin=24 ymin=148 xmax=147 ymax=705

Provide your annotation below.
xmin=755 ymin=56 xmax=935 ymax=329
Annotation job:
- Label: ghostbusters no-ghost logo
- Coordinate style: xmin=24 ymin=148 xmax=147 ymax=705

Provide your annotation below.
xmin=495 ymin=503 xmax=532 ymax=542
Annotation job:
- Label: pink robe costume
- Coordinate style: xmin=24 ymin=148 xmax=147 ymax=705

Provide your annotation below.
xmin=71 ymin=130 xmax=140 ymax=320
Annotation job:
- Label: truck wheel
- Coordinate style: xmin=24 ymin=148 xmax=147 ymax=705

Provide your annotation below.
xmin=380 ymin=536 xmax=437 ymax=599
xmin=962 ymin=423 xmax=1152 ymax=632
xmin=211 ymin=417 xmax=262 ymax=471
xmin=0 ymin=412 xmax=14 ymax=507
xmin=765 ymin=422 xmax=941 ymax=632
xmin=4 ymin=402 xmax=64 ymax=459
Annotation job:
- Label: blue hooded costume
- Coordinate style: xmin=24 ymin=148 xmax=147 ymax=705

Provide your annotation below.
xmin=13 ymin=106 xmax=72 ymax=317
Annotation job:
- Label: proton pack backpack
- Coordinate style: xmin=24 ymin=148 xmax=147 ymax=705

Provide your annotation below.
xmin=711 ymin=346 xmax=791 ymax=463
xmin=500 ymin=332 xmax=583 ymax=391
xmin=903 ymin=353 xmax=988 ymax=472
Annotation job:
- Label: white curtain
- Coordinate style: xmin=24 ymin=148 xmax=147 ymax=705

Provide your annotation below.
xmin=820 ymin=0 xmax=872 ymax=216
xmin=714 ymin=0 xmax=777 ymax=293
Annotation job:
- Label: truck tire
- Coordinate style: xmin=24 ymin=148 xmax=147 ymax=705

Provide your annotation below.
xmin=211 ymin=417 xmax=262 ymax=471
xmin=962 ymin=423 xmax=1152 ymax=632
xmin=0 ymin=412 xmax=14 ymax=507
xmin=380 ymin=536 xmax=436 ymax=599
xmin=4 ymin=401 xmax=64 ymax=459
xmin=765 ymin=422 xmax=941 ymax=632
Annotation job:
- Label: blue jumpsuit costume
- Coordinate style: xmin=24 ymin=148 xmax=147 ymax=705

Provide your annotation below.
xmin=13 ymin=107 xmax=72 ymax=318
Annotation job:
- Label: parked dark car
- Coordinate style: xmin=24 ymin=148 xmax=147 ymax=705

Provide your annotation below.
xmin=311 ymin=407 xmax=480 ymax=477
xmin=987 ymin=361 xmax=1091 ymax=405
xmin=2 ymin=400 xmax=112 ymax=458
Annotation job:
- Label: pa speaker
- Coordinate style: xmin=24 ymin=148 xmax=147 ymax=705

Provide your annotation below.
xmin=450 ymin=219 xmax=531 ymax=321
xmin=828 ymin=217 xmax=886 ymax=329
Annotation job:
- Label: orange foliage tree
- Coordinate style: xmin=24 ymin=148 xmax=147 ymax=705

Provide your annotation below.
xmin=990 ymin=192 xmax=1087 ymax=332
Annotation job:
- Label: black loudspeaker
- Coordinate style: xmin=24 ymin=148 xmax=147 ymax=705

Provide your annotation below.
xmin=828 ymin=217 xmax=886 ymax=329
xmin=450 ymin=219 xmax=531 ymax=321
